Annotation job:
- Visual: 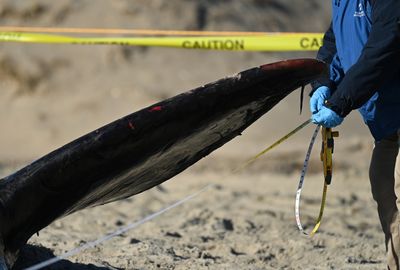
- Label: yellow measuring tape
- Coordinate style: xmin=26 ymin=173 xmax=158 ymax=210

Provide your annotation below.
xmin=237 ymin=120 xmax=338 ymax=236
xmin=0 ymin=31 xmax=323 ymax=51
xmin=321 ymin=128 xmax=339 ymax=185
xmin=237 ymin=119 xmax=312 ymax=172
xmin=312 ymin=127 xmax=339 ymax=235
xmin=296 ymin=126 xmax=339 ymax=236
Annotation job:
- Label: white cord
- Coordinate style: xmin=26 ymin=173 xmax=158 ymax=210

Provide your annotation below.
xmin=25 ymin=184 xmax=213 ymax=270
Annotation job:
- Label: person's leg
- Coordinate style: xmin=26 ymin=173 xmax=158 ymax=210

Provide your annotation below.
xmin=369 ymin=132 xmax=399 ymax=269
xmin=390 ymin=131 xmax=400 ymax=269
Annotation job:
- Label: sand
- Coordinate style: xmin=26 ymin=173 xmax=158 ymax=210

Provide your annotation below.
xmin=0 ymin=1 xmax=385 ymax=269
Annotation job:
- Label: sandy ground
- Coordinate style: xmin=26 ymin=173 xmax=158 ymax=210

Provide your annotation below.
xmin=0 ymin=1 xmax=387 ymax=269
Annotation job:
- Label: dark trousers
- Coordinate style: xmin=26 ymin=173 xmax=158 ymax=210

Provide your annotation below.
xmin=369 ymin=131 xmax=400 ymax=270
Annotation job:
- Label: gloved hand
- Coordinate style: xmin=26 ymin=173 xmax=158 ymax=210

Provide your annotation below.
xmin=312 ymin=106 xmax=344 ymax=128
xmin=310 ymin=86 xmax=331 ymax=114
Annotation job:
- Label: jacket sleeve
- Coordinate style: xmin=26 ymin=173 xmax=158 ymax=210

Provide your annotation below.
xmin=311 ymin=23 xmax=344 ymax=92
xmin=326 ymin=0 xmax=400 ymax=117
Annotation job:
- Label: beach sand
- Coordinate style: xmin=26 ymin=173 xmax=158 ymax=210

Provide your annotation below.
xmin=0 ymin=1 xmax=384 ymax=269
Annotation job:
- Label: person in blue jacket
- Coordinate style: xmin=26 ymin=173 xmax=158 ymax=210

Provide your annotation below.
xmin=310 ymin=0 xmax=400 ymax=268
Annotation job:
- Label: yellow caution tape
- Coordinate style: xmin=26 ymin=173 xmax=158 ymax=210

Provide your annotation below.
xmin=0 ymin=26 xmax=283 ymax=36
xmin=0 ymin=31 xmax=324 ymax=51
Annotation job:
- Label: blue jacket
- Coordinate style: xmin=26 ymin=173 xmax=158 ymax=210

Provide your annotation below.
xmin=313 ymin=0 xmax=400 ymax=141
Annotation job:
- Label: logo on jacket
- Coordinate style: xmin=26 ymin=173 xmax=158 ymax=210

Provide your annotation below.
xmin=354 ymin=3 xmax=365 ymax=17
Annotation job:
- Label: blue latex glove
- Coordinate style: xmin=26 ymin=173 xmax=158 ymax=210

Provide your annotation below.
xmin=312 ymin=106 xmax=344 ymax=128
xmin=310 ymin=86 xmax=331 ymax=114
